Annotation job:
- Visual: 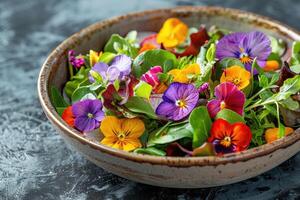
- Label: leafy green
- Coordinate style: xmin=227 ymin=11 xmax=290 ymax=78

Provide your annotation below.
xmin=104 ymin=34 xmax=138 ymax=58
xmin=189 ymin=106 xmax=212 ymax=149
xmin=124 ymin=96 xmax=157 ymax=119
xmin=50 ymin=86 xmax=69 ymax=116
xmin=64 ymin=67 xmax=90 ymax=98
xmin=275 ymin=75 xmax=300 ymax=101
xmin=98 ymin=52 xmax=116 ymax=64
xmin=134 ymin=81 xmax=152 ymax=99
xmin=215 ymin=109 xmax=245 ymax=124
xmin=290 ymin=41 xmax=300 ymax=65
xmin=71 ymin=86 xmax=96 ymax=103
xmin=134 ymin=147 xmax=166 ymax=156
xmin=269 ymin=36 xmax=286 ymax=56
xmin=147 ymin=123 xmax=193 ymax=146
xmin=192 ymin=142 xmax=216 ymax=156
xmin=132 ymin=49 xmax=177 ymax=78
xmin=206 ymin=43 xmax=216 ymax=63
xmin=217 ymin=58 xmax=244 ymax=69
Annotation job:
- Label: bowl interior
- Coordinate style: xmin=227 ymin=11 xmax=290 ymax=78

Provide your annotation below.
xmin=40 ymin=6 xmax=300 ymax=165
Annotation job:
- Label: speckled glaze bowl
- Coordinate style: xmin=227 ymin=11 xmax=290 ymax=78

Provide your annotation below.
xmin=38 ymin=6 xmax=300 ymax=188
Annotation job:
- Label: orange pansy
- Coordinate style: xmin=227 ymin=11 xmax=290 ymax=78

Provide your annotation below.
xmin=220 ymin=65 xmax=251 ymax=90
xmin=265 ymin=127 xmax=294 ymax=143
xmin=100 ymin=116 xmax=145 ymax=151
xmin=157 ymin=18 xmax=188 ymax=48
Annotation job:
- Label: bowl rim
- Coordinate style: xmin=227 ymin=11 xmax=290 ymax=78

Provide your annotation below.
xmin=38 ymin=6 xmax=300 ymax=167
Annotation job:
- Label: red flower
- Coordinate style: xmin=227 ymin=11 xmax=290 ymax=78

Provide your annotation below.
xmin=208 ymin=119 xmax=252 ymax=154
xmin=173 ymin=26 xmax=210 ymax=57
xmin=62 ymin=106 xmax=75 ymax=127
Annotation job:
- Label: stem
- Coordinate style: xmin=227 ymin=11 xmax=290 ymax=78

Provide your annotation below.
xmin=154 ymin=121 xmax=172 ymax=136
xmin=245 ymin=99 xmax=275 ymax=112
xmin=68 ymin=62 xmax=74 ymax=79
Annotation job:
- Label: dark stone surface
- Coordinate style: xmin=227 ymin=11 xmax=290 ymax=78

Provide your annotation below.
xmin=1 ymin=0 xmax=300 ymax=199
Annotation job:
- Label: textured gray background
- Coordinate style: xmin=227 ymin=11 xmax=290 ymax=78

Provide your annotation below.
xmin=1 ymin=0 xmax=300 ymax=199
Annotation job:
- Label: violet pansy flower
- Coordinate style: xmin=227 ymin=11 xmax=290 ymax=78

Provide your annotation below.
xmin=156 ymin=82 xmax=199 ymax=121
xmin=89 ymin=54 xmax=132 ymax=83
xmin=207 ymin=82 xmax=245 ymax=118
xmin=72 ymin=99 xmax=105 ymax=132
xmin=216 ymin=31 xmax=271 ymax=72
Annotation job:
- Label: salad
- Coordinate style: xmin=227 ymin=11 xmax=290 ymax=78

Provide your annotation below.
xmin=50 ymin=18 xmax=300 ymax=157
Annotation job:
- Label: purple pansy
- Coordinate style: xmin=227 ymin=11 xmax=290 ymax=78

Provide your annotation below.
xmin=72 ymin=99 xmax=105 ymax=132
xmin=156 ymin=82 xmax=199 ymax=121
xmin=207 ymin=82 xmax=245 ymax=118
xmin=68 ymin=50 xmax=85 ymax=68
xmin=89 ymin=54 xmax=132 ymax=83
xmin=216 ymin=31 xmax=271 ymax=72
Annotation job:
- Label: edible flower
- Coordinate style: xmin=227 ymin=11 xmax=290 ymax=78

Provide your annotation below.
xmin=220 ymin=65 xmax=251 ymax=90
xmin=208 ymin=119 xmax=252 ymax=154
xmin=141 ymin=66 xmax=163 ymax=90
xmin=89 ymin=50 xmax=101 ymax=67
xmin=89 ymin=54 xmax=132 ymax=83
xmin=168 ymin=63 xmax=200 ymax=83
xmin=157 ymin=18 xmax=188 ymax=48
xmin=216 ymin=31 xmax=271 ymax=72
xmin=68 ymin=50 xmax=85 ymax=68
xmin=139 ymin=34 xmax=160 ymax=54
xmin=265 ymin=127 xmax=294 ymax=143
xmin=263 ymin=60 xmax=280 ymax=72
xmin=156 ymin=82 xmax=199 ymax=121
xmin=100 ymin=116 xmax=145 ymax=151
xmin=207 ymin=82 xmax=245 ymax=118
xmin=62 ymin=106 xmax=75 ymax=127
xmin=72 ymin=99 xmax=105 ymax=132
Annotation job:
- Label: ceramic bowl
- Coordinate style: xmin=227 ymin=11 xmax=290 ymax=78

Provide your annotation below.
xmin=38 ymin=6 xmax=300 ymax=188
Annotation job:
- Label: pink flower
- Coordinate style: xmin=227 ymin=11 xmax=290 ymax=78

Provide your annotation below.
xmin=207 ymin=82 xmax=245 ymax=118
xmin=141 ymin=66 xmax=162 ymax=90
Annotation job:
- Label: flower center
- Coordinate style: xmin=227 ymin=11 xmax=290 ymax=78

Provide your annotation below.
xmin=220 ymin=136 xmax=232 ymax=147
xmin=220 ymin=101 xmax=226 ymax=110
xmin=175 ymin=99 xmax=187 ymax=108
xmin=239 ymin=52 xmax=252 ymax=64
xmin=87 ymin=113 xmax=94 ymax=118
xmin=232 ymin=78 xmax=241 ymax=86
xmin=117 ymin=132 xmax=126 ymax=141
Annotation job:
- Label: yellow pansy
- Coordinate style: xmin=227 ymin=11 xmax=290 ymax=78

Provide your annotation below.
xmin=89 ymin=50 xmax=102 ymax=67
xmin=220 ymin=65 xmax=251 ymax=90
xmin=157 ymin=18 xmax=188 ymax=48
xmin=265 ymin=127 xmax=294 ymax=143
xmin=100 ymin=116 xmax=145 ymax=151
xmin=168 ymin=63 xmax=200 ymax=83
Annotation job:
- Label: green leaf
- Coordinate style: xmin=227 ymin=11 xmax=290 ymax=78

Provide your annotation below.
xmin=104 ymin=34 xmax=138 ymax=58
xmin=71 ymin=86 xmax=96 ymax=103
xmin=132 ymin=49 xmax=177 ymax=78
xmin=56 ymin=107 xmax=67 ymax=116
xmin=189 ymin=106 xmax=212 ymax=149
xmin=162 ymin=59 xmax=175 ymax=73
xmin=192 ymin=142 xmax=216 ymax=156
xmin=279 ymin=97 xmax=299 ymax=110
xmin=134 ymin=81 xmax=153 ymax=99
xmin=98 ymin=52 xmax=116 ymax=64
xmin=269 ymin=36 xmax=286 ymax=56
xmin=206 ymin=43 xmax=216 ymax=62
xmin=134 ymin=147 xmax=166 ymax=156
xmin=50 ymin=86 xmax=69 ymax=108
xmin=275 ymin=75 xmax=300 ymax=101
xmin=290 ymin=65 xmax=300 ymax=74
xmin=215 ymin=109 xmax=245 ymax=124
xmin=290 ymin=41 xmax=300 ymax=65
xmin=218 ymin=58 xmax=244 ymax=69
xmin=278 ymin=123 xmax=285 ymax=138
xmin=124 ymin=96 xmax=157 ymax=119
xmin=147 ymin=123 xmax=193 ymax=146
xmin=64 ymin=67 xmax=90 ymax=98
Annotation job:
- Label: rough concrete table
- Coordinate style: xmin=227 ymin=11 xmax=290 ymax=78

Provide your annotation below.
xmin=1 ymin=0 xmax=300 ymax=199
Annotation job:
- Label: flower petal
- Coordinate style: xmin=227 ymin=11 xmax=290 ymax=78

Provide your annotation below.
xmin=121 ymin=118 xmax=145 ymax=139
xmin=122 ymin=139 xmax=142 ymax=151
xmin=216 ymin=32 xmax=246 ymax=60
xmin=230 ymin=122 xmax=252 ymax=151
xmin=156 ymin=101 xmax=177 ymax=119
xmin=75 ymin=117 xmax=98 ymax=132
xmin=207 ymin=99 xmax=221 ymax=118
xmin=101 ymin=136 xmax=118 ymax=147
xmin=240 ymin=31 xmax=271 ymax=67
xmin=110 ymin=54 xmax=132 ymax=76
xmin=100 ymin=116 xmax=122 ymax=137
xmin=208 ymin=119 xmax=232 ymax=141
